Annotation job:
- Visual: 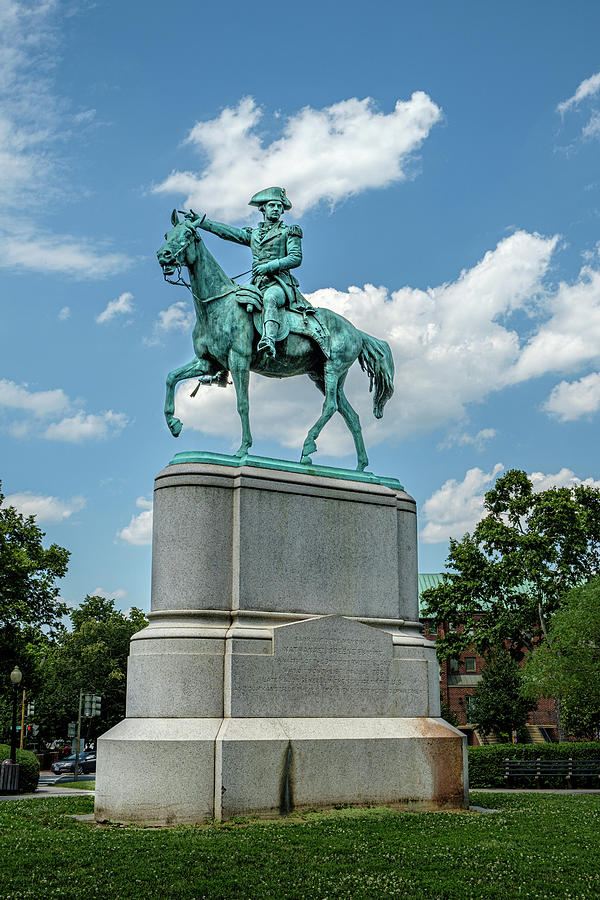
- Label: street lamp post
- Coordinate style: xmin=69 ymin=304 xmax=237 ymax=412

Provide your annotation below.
xmin=10 ymin=667 xmax=22 ymax=765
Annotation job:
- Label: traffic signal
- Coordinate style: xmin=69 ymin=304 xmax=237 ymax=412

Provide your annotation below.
xmin=83 ymin=694 xmax=102 ymax=717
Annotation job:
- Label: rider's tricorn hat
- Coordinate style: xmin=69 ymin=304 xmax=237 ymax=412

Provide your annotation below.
xmin=248 ymin=186 xmax=292 ymax=210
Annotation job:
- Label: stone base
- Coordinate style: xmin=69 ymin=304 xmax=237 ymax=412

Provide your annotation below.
xmin=95 ymin=716 xmax=467 ymax=825
xmin=94 ymin=458 xmax=467 ymax=824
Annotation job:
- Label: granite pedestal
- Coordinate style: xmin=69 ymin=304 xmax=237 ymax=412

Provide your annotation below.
xmin=95 ymin=453 xmax=467 ymax=824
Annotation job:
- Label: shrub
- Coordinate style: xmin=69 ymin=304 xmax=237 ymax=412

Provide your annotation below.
xmin=0 ymin=744 xmax=40 ymax=793
xmin=468 ymin=742 xmax=600 ymax=788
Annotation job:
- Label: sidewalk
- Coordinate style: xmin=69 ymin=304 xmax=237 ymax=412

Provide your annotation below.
xmin=0 ymin=770 xmax=95 ymax=801
xmin=0 ymin=784 xmax=94 ymax=801
xmin=472 ymin=787 xmax=600 ymax=794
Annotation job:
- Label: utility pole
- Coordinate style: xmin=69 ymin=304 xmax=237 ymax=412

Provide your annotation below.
xmin=19 ymin=689 xmax=25 ymax=750
xmin=73 ymin=690 xmax=83 ymax=783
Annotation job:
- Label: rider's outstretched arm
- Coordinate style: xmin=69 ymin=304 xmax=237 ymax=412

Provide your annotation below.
xmin=195 ymin=216 xmax=251 ymax=247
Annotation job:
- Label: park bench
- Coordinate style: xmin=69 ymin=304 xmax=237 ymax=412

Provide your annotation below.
xmin=504 ymin=758 xmax=600 ymax=785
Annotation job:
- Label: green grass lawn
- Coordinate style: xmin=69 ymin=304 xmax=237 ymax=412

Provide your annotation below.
xmin=1 ymin=793 xmax=599 ymax=899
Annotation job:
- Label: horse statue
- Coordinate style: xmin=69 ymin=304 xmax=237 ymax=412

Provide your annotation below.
xmin=156 ymin=209 xmax=394 ymax=471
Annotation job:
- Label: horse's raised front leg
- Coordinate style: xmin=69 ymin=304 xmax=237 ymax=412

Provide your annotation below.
xmin=165 ymin=356 xmax=214 ymax=437
xmin=228 ymin=351 xmax=252 ymax=456
xmin=301 ymin=367 xmax=340 ymax=465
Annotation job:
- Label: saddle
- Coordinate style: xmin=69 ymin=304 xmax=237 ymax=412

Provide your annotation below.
xmin=236 ymin=286 xmax=331 ymax=358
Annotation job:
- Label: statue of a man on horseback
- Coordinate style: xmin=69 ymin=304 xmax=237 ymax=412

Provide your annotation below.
xmin=193 ymin=186 xmax=315 ymax=358
xmin=157 ymin=190 xmax=395 ymax=471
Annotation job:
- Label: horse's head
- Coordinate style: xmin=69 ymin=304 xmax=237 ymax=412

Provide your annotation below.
xmin=157 ymin=209 xmax=199 ymax=276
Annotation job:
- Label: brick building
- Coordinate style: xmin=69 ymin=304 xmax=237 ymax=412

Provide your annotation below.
xmin=418 ymin=573 xmax=558 ymax=745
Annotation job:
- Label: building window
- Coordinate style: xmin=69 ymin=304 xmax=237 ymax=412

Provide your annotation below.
xmin=449 ymin=659 xmax=459 ymax=673
xmin=465 ymin=657 xmax=476 ymax=673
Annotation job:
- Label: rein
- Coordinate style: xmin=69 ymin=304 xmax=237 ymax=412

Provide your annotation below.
xmin=162 ymin=232 xmax=251 ymax=305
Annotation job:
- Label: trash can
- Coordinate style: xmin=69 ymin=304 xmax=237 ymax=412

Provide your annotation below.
xmin=0 ymin=760 xmax=20 ymax=794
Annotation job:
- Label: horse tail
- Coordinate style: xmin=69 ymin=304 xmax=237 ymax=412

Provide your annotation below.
xmin=358 ymin=332 xmax=395 ymax=419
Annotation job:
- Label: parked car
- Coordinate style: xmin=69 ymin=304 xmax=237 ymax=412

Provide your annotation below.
xmin=51 ymin=750 xmax=96 ymax=775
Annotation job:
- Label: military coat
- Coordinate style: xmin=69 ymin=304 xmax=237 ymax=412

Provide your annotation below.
xmin=198 ymin=217 xmax=312 ymax=312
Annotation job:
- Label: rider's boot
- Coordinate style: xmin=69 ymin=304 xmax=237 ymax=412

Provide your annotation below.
xmin=257 ymin=319 xmax=279 ymax=358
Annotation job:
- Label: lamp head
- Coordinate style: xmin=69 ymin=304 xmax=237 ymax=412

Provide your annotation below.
xmin=10 ymin=666 xmax=22 ymax=685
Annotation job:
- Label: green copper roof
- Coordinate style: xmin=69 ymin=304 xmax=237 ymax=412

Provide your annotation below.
xmin=418 ymin=573 xmax=446 ymax=602
xmin=168 ymin=450 xmax=404 ymax=490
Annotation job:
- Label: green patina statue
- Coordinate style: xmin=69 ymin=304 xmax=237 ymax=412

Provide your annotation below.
xmin=197 ymin=186 xmax=315 ymax=359
xmin=157 ymin=187 xmax=394 ymax=471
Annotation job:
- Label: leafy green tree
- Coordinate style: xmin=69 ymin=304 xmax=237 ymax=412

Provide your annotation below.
xmin=470 ymin=648 xmax=534 ymax=740
xmin=522 ymin=578 xmax=600 ymax=737
xmin=0 ymin=482 xmax=70 ymax=737
xmin=36 ymin=595 xmax=147 ymax=744
xmin=421 ymin=469 xmax=600 ymax=661
xmin=0 ymin=482 xmax=70 ymax=653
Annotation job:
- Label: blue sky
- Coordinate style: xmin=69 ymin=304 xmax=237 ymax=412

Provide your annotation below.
xmin=2 ymin=0 xmax=600 ymax=613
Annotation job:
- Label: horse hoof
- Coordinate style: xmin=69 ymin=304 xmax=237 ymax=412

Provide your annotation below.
xmin=300 ymin=454 xmax=313 ymax=466
xmin=356 ymin=460 xmax=368 ymax=472
xmin=169 ymin=418 xmax=182 ymax=437
xmin=234 ymin=445 xmax=250 ymax=458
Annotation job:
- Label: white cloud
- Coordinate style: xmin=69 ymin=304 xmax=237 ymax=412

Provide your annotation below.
xmin=171 ymin=230 xmax=562 ymax=457
xmin=1 ymin=378 xmax=130 ymax=443
xmin=529 ymin=468 xmax=600 ymax=492
xmin=96 ymin=291 xmax=134 ymax=324
xmin=161 ymin=230 xmax=600 ymax=461
xmin=421 ymin=464 xmax=600 ymax=544
xmin=74 ymin=109 xmax=96 ymax=125
xmin=507 ymin=263 xmax=600 ymax=383
xmin=543 ymin=372 xmax=600 ymax=421
xmin=0 ymin=379 xmax=69 ymax=417
xmin=556 ymin=72 xmax=600 ymax=144
xmin=91 ymin=586 xmax=127 ymax=601
xmin=582 ymin=112 xmax=600 ymax=139
xmin=173 ymin=373 xmax=340 ymax=453
xmin=438 ymin=428 xmax=498 ymax=452
xmin=0 ymin=227 xmax=132 ymax=278
xmin=0 ymin=2 xmax=132 ymax=277
xmin=557 ymin=72 xmax=600 ymax=115
xmin=154 ymin=94 xmax=442 ymax=220
xmin=58 ymin=305 xmax=70 ymax=320
xmin=43 ymin=410 xmax=128 ymax=442
xmin=420 ymin=464 xmax=504 ymax=544
xmin=4 ymin=491 xmax=85 ymax=523
xmin=7 ymin=421 xmax=33 ymax=439
xmin=145 ymin=300 xmax=195 ymax=345
xmin=0 ymin=0 xmax=60 ymax=210
xmin=117 ymin=498 xmax=153 ymax=546
xmin=156 ymin=301 xmax=195 ymax=332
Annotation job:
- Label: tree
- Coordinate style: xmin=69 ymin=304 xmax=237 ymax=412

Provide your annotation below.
xmin=522 ymin=578 xmax=600 ymax=737
xmin=470 ymin=648 xmax=534 ymax=740
xmin=35 ymin=595 xmax=147 ymax=743
xmin=0 ymin=482 xmax=70 ymax=651
xmin=421 ymin=469 xmax=600 ymax=661
xmin=0 ymin=482 xmax=70 ymax=738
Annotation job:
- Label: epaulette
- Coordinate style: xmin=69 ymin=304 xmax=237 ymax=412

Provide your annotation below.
xmin=287 ymin=224 xmax=303 ymax=238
